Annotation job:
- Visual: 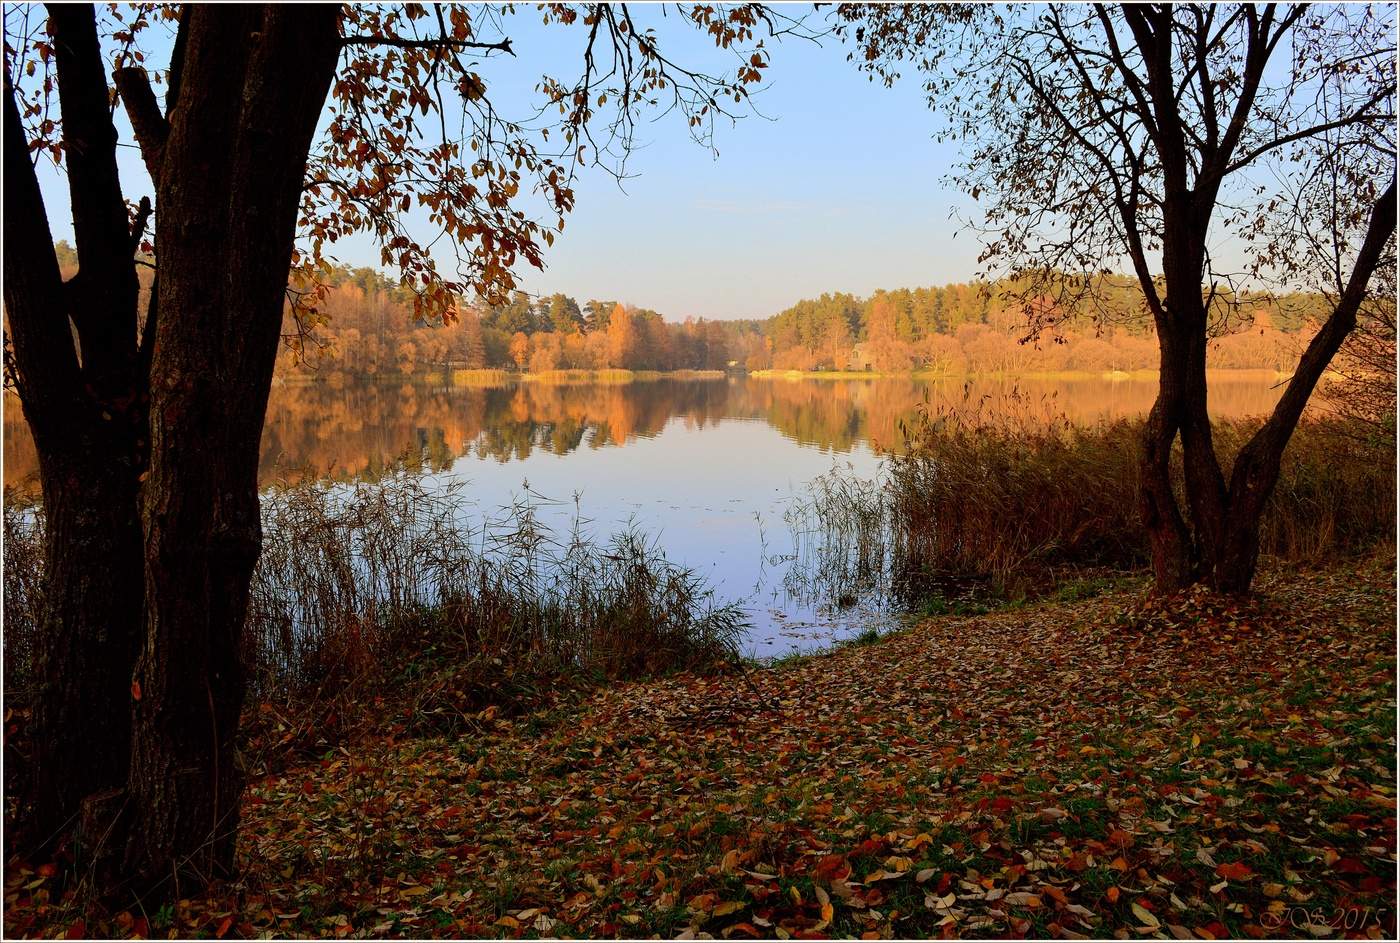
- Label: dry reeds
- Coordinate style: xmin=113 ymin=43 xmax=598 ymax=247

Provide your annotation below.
xmin=792 ymin=389 xmax=1396 ymax=605
xmin=245 ymin=473 xmax=744 ymax=701
xmin=2 ymin=495 xmax=44 ymax=694
xmin=3 ymin=474 xmax=744 ymax=764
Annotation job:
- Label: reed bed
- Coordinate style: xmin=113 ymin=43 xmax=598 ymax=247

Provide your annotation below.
xmin=246 ymin=474 xmax=743 ymax=697
xmin=790 ymin=391 xmax=1396 ymax=606
xmin=2 ymin=497 xmax=44 ymax=695
xmin=3 ymin=475 xmax=744 ymax=762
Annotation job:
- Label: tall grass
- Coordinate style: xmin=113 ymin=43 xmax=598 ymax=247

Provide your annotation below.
xmin=887 ymin=394 xmax=1144 ymax=598
xmin=791 ymin=390 xmax=1396 ymax=605
xmin=3 ymin=475 xmax=744 ymax=761
xmin=246 ymin=474 xmax=743 ymax=697
xmin=2 ymin=496 xmax=44 ymax=695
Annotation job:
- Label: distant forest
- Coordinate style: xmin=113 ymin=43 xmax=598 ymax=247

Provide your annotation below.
xmin=45 ymin=245 xmax=1321 ymax=379
xmin=270 ymin=264 xmax=1328 ymax=379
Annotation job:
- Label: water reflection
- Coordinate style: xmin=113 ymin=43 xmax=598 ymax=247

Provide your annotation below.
xmin=0 ymin=372 xmax=1289 ymax=490
xmin=2 ymin=372 xmax=1286 ymax=656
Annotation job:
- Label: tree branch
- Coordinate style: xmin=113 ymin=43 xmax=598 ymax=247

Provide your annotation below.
xmin=2 ymin=77 xmax=83 ymax=445
xmin=1232 ymin=175 xmax=1397 ymax=501
xmin=47 ymin=1 xmax=139 ymax=366
xmin=339 ymin=34 xmax=514 ymax=55
xmin=1219 ymin=84 xmax=1397 ymax=179
xmin=129 ymin=194 xmax=152 ymax=256
xmin=1098 ymin=4 xmax=1162 ymax=150
xmin=114 ymin=66 xmax=168 ymax=183
xmin=166 ymin=4 xmax=189 ymax=116
xmin=1203 ymin=4 xmax=1274 ymax=189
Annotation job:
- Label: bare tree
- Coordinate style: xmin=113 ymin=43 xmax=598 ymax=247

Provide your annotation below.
xmin=840 ymin=2 xmax=1396 ymax=592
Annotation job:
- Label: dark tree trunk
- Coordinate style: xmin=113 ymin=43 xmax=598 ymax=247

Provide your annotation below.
xmin=1139 ymin=327 xmax=1193 ymax=591
xmin=9 ymin=1 xmax=342 ymax=894
xmin=3 ymin=11 xmax=146 ymax=858
xmin=1121 ymin=8 xmax=1395 ymax=598
xmin=120 ymin=6 xmax=342 ymax=890
xmin=1141 ymin=178 xmax=1396 ymax=596
xmin=22 ymin=448 xmax=144 ymax=858
xmin=1212 ymin=178 xmax=1398 ymax=593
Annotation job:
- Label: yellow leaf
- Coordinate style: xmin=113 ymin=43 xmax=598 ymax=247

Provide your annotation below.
xmin=1131 ymin=902 xmax=1160 ymax=928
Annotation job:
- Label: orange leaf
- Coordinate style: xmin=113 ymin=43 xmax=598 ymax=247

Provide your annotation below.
xmin=131 ymin=679 xmax=142 ymax=701
xmin=1215 ymin=861 xmax=1254 ymax=881
xmin=812 ymin=853 xmax=850 ymax=883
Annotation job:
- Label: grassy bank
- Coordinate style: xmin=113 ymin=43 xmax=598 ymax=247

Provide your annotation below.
xmin=747 ymin=368 xmax=1288 ymax=382
xmin=6 ymin=551 xmax=1393 ymax=938
xmin=273 ymin=368 xmax=732 ymax=388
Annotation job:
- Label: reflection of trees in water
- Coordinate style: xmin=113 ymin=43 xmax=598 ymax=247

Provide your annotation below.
xmin=741 ymin=374 xmax=1286 ymax=456
xmin=3 ymin=373 xmax=1285 ymax=490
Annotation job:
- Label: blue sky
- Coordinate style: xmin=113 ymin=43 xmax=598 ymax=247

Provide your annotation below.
xmin=482 ymin=8 xmax=981 ymax=320
xmin=32 ymin=7 xmax=979 ymax=322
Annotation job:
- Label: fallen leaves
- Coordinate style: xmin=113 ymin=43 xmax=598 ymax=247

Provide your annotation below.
xmin=5 ymin=554 xmax=1396 ymax=939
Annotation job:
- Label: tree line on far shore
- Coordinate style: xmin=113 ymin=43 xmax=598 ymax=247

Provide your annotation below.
xmin=269 ymin=263 xmax=1334 ymax=378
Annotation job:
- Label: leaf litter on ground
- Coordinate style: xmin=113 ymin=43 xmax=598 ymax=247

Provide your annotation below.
xmin=5 ymin=552 xmax=1396 ymax=939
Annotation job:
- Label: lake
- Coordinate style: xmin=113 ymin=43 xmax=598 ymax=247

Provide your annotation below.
xmin=3 ymin=371 xmax=1287 ymax=656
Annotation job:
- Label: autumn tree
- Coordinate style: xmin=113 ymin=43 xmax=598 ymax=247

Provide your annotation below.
xmin=3 ymin=1 xmax=798 ymax=893
xmin=456 ymin=307 xmax=488 ymax=369
xmin=547 ymin=292 xmax=585 ymax=334
xmin=509 ymin=330 xmax=531 ymax=369
xmin=583 ymin=297 xmax=618 ymax=333
xmin=825 ymin=309 xmax=852 ymax=368
xmin=842 ymin=2 xmax=1396 ymax=591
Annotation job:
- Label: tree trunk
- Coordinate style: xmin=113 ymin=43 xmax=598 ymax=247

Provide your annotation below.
xmin=1176 ymin=310 xmax=1231 ymax=586
xmin=1213 ymin=179 xmax=1397 ymax=594
xmin=3 ymin=49 xmax=145 ymax=859
xmin=1145 ymin=185 xmax=1237 ymax=595
xmin=1139 ymin=396 xmax=1192 ymax=590
xmin=121 ymin=5 xmax=342 ymax=890
xmin=1138 ymin=291 xmax=1196 ymax=591
xmin=20 ymin=444 xmax=144 ymax=857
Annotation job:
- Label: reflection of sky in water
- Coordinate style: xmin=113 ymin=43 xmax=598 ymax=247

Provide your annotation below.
xmin=422 ymin=416 xmax=889 ymax=659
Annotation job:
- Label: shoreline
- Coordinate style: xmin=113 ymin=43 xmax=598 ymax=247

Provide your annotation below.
xmin=267 ymin=365 xmax=1301 ymax=386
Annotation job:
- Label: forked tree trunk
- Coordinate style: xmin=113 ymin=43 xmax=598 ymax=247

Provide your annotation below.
xmin=120 ymin=6 xmax=341 ymax=889
xmin=6 ymin=4 xmax=341 ymax=891
xmin=1140 ymin=181 xmax=1396 ymax=596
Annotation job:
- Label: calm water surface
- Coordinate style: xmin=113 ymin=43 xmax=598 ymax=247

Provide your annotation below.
xmin=3 ymin=372 xmax=1287 ymax=656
